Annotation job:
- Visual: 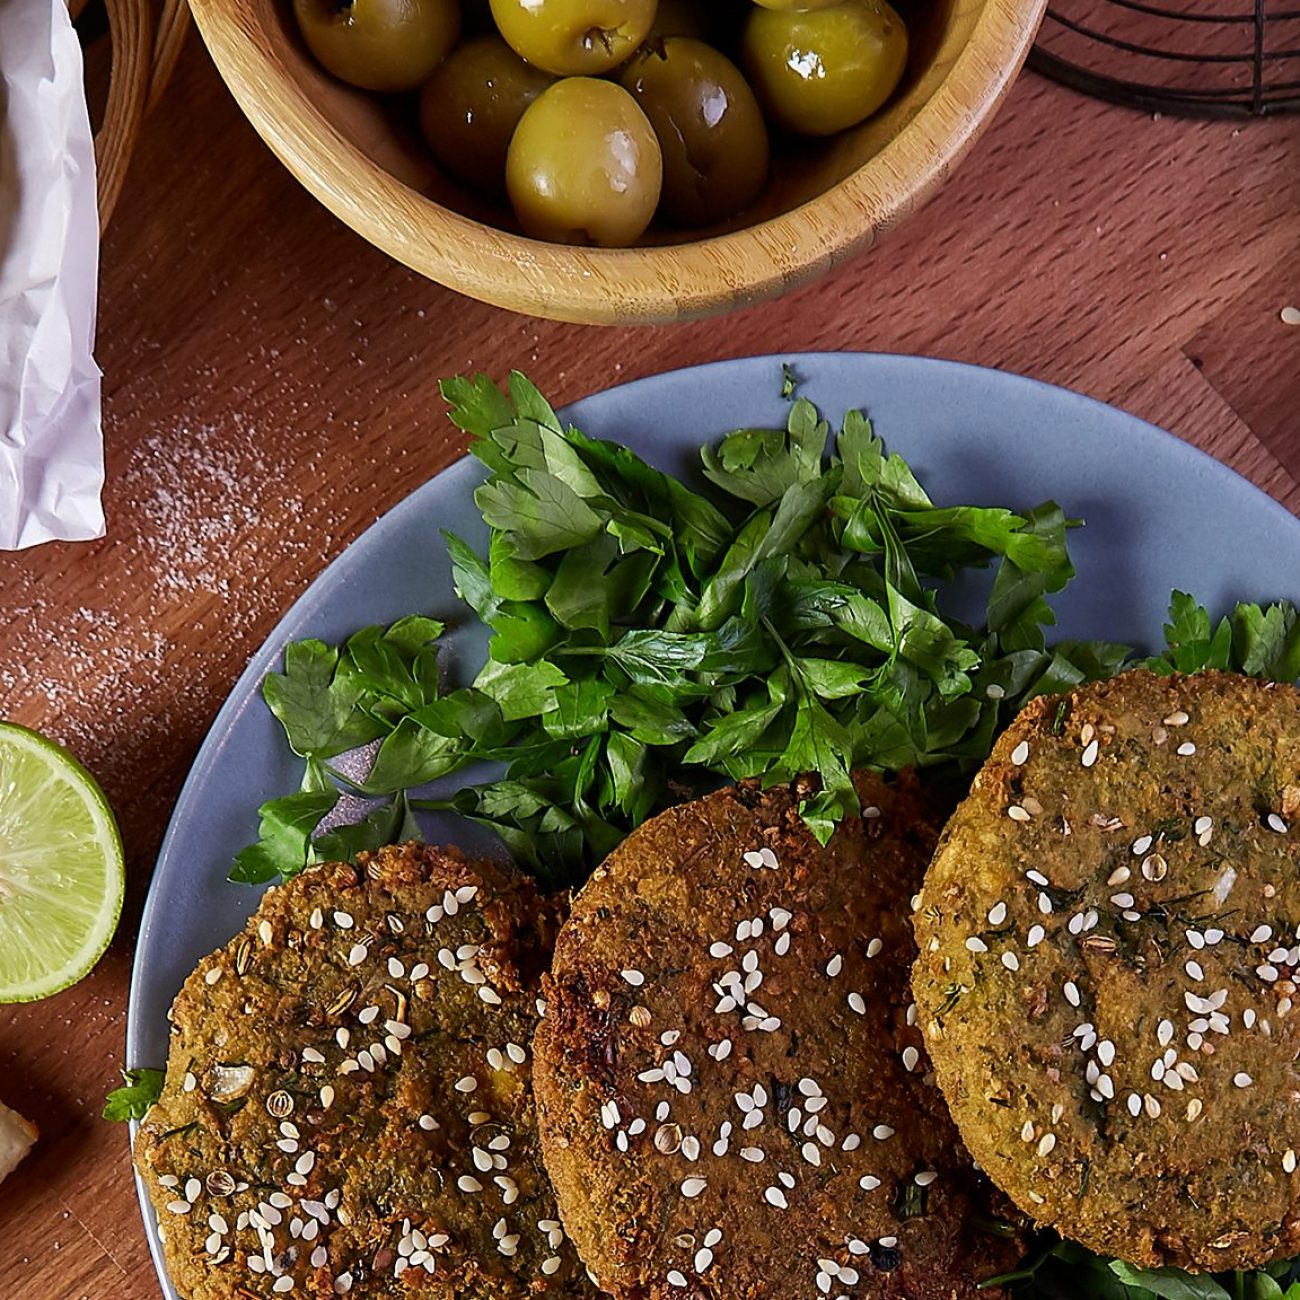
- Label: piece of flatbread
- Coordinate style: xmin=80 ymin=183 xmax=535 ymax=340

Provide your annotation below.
xmin=0 ymin=1100 xmax=37 ymax=1183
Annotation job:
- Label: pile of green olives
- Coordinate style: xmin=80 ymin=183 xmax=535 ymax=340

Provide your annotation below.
xmin=292 ymin=0 xmax=911 ymax=247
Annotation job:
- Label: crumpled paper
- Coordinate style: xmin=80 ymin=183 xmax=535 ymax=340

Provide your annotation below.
xmin=0 ymin=0 xmax=103 ymax=549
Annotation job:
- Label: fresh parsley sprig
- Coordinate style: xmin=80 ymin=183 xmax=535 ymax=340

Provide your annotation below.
xmin=227 ymin=371 xmax=1298 ymax=891
xmin=103 ymin=1067 xmax=164 ymax=1122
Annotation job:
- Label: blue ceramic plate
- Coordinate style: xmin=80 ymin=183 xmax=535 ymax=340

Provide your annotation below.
xmin=127 ymin=353 xmax=1300 ymax=1297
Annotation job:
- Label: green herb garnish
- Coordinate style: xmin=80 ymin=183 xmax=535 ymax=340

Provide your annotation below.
xmin=233 ymin=370 xmax=1137 ymax=885
xmin=103 ymin=1067 xmax=164 ymax=1122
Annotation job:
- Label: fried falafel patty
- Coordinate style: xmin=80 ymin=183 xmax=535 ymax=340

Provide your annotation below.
xmin=135 ymin=842 xmax=600 ymax=1298
xmin=913 ymin=670 xmax=1300 ymax=1271
xmin=534 ymin=772 xmax=1022 ymax=1300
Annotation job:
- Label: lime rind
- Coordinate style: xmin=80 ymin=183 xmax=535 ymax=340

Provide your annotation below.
xmin=0 ymin=722 xmax=125 ymax=1003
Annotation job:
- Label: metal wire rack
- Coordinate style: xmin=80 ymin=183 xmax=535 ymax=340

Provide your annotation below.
xmin=1028 ymin=0 xmax=1300 ymax=116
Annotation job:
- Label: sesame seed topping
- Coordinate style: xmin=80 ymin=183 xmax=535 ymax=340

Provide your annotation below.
xmin=1235 ymin=1073 xmax=1254 ymax=1088
xmin=1008 ymin=804 xmax=1031 ymax=822
xmin=681 ymin=1177 xmax=706 ymax=1199
xmin=915 ymin=1170 xmax=938 ymax=1186
xmin=847 ymin=992 xmax=866 ymax=1015
xmin=825 ymin=953 xmax=843 ymax=978
xmin=859 ymin=1175 xmax=881 ymax=1191
xmin=1064 ymin=982 xmax=1081 ymax=1008
xmin=1037 ymin=1133 xmax=1056 ymax=1157
xmin=1011 ymin=741 xmax=1030 ymax=765
xmin=1001 ymin=952 xmax=1020 ymax=972
xmin=988 ymin=902 xmax=1008 ymax=926
xmin=1081 ymin=739 xmax=1099 ymax=768
xmin=965 ymin=937 xmax=988 ymax=954
xmin=1177 ymin=742 xmax=1197 ymax=756
xmin=1027 ymin=925 xmax=1045 ymax=947
xmin=1268 ymin=814 xmax=1289 ymax=834
xmin=622 ymin=969 xmax=646 ymax=987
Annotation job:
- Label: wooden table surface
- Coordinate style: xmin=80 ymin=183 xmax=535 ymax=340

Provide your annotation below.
xmin=1 ymin=22 xmax=1298 ymax=1299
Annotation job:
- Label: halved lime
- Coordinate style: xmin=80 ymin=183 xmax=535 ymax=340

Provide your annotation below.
xmin=0 ymin=723 xmax=124 ymax=1003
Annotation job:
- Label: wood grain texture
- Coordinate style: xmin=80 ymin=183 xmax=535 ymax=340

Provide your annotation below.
xmin=0 ymin=29 xmax=1298 ymax=1299
xmin=185 ymin=0 xmax=1046 ymax=322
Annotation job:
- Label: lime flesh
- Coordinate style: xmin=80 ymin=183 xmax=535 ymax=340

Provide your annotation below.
xmin=0 ymin=723 xmax=124 ymax=1003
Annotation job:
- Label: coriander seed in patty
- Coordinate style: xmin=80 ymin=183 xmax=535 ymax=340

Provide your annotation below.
xmin=913 ymin=670 xmax=1300 ymax=1271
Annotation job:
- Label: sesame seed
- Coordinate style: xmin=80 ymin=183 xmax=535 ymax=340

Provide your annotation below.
xmin=988 ymin=902 xmax=1008 ymax=926
xmin=1111 ymin=893 xmax=1135 ymax=908
xmin=347 ymin=944 xmax=368 ymax=967
xmin=1194 ymin=816 xmax=1213 ymax=836
xmin=1037 ymin=1133 xmax=1056 ymax=1157
xmin=1008 ymin=805 xmax=1031 ymax=822
xmin=710 ymin=942 xmax=732 ymax=958
xmin=915 ymin=1170 xmax=938 ymax=1186
xmin=763 ymin=1186 xmax=788 ymax=1209
xmin=1132 ymin=836 xmax=1153 ymax=855
xmin=965 ymin=937 xmax=988 ymax=954
xmin=872 ymin=1125 xmax=895 ymax=1140
xmin=1252 ymin=925 xmax=1274 ymax=944
xmin=825 ymin=954 xmax=843 ymax=978
xmin=1286 ymin=1150 xmax=1298 ymax=1174
xmin=860 ymin=1175 xmax=881 ymax=1191
xmin=1127 ymin=1093 xmax=1142 ymax=1117
xmin=902 ymin=1046 xmax=920 ymax=1072
xmin=1177 ymin=742 xmax=1197 ymax=756
xmin=1081 ymin=739 xmax=1099 ymax=768
xmin=1235 ymin=1073 xmax=1253 ymax=1088
xmin=1027 ymin=925 xmax=1045 ymax=947
xmin=1038 ymin=893 xmax=1053 ymax=915
xmin=847 ymin=992 xmax=867 ymax=1015
xmin=667 ymin=1271 xmax=688 ymax=1288
xmin=622 ymin=969 xmax=646 ymax=987
xmin=1269 ymin=814 xmax=1289 ymax=834
xmin=1064 ymin=982 xmax=1081 ymax=1008
xmin=1011 ymin=741 xmax=1030 ymax=765
xmin=681 ymin=1178 xmax=706 ymax=1198
xmin=1107 ymin=866 xmax=1131 ymax=886
xmin=1186 ymin=961 xmax=1205 ymax=981
xmin=1002 ymin=952 xmax=1020 ymax=972
xmin=866 ymin=937 xmax=883 ymax=958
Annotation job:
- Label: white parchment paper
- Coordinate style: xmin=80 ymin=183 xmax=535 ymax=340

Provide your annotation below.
xmin=0 ymin=0 xmax=104 ymax=550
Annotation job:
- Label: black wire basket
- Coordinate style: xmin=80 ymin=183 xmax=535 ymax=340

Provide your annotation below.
xmin=1028 ymin=0 xmax=1300 ymax=116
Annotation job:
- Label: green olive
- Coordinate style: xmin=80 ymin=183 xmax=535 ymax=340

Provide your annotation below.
xmin=506 ymin=77 xmax=662 ymax=246
xmin=419 ymin=35 xmax=553 ymax=194
xmin=750 ymin=0 xmax=843 ymax=9
xmin=621 ymin=38 xmax=768 ymax=226
xmin=293 ymin=0 xmax=461 ymax=93
xmin=489 ymin=0 xmax=658 ymax=75
xmin=742 ymin=0 xmax=908 ymax=136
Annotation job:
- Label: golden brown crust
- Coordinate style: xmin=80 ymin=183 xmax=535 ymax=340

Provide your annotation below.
xmin=535 ymin=772 xmax=1023 ymax=1300
xmin=135 ymin=841 xmax=600 ymax=1299
xmin=914 ymin=670 xmax=1300 ymax=1271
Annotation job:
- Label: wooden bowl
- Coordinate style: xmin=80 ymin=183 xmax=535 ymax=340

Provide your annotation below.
xmin=188 ymin=0 xmax=1046 ymax=324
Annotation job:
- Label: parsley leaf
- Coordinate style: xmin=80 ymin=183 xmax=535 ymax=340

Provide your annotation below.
xmin=103 ymin=1067 xmax=164 ymax=1122
xmin=237 ymin=369 xmax=1299 ymax=891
